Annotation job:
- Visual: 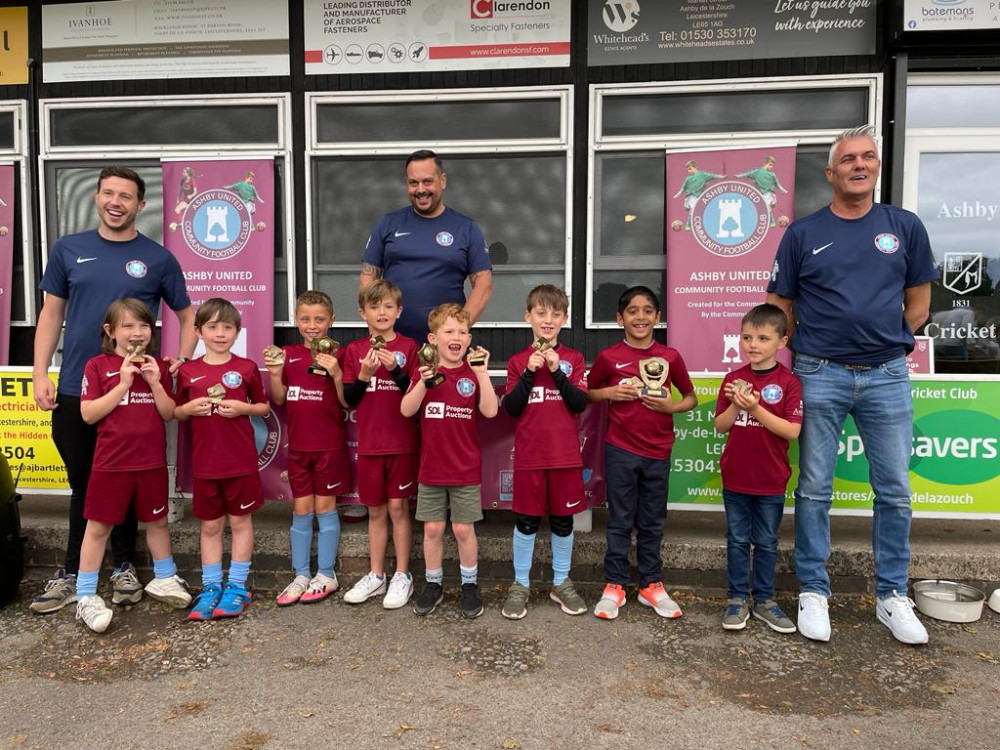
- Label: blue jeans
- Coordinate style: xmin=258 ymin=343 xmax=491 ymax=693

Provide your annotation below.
xmin=603 ymin=443 xmax=671 ymax=588
xmin=792 ymin=355 xmax=913 ymax=598
xmin=723 ymin=490 xmax=785 ymax=602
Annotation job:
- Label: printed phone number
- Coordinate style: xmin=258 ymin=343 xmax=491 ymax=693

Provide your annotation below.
xmin=660 ymin=27 xmax=757 ymax=43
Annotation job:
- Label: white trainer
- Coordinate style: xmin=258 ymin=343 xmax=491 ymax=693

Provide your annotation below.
xmin=144 ymin=575 xmax=192 ymax=609
xmin=343 ymin=571 xmax=387 ymax=604
xmin=383 ymin=572 xmax=414 ymax=610
xmin=797 ymin=592 xmax=831 ymax=642
xmin=76 ymin=595 xmax=113 ymax=633
xmin=876 ymin=592 xmax=929 ymax=645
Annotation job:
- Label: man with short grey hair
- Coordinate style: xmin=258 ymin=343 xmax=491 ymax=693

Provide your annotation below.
xmin=766 ymin=125 xmax=937 ymax=645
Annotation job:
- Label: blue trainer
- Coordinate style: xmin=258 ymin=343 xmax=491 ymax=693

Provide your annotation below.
xmin=213 ymin=582 xmax=251 ymax=619
xmin=187 ymin=584 xmax=223 ymax=622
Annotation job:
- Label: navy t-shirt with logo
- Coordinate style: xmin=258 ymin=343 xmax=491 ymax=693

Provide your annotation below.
xmin=39 ymin=230 xmax=190 ymax=397
xmin=363 ymin=206 xmax=491 ymax=342
xmin=767 ymin=204 xmax=937 ymax=365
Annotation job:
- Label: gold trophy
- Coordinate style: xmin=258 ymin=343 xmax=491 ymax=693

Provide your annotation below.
xmin=206 ymin=383 xmax=226 ymax=404
xmin=263 ymin=345 xmax=285 ymax=365
xmin=370 ymin=334 xmax=386 ymax=351
xmin=532 ymin=336 xmax=552 ymax=353
xmin=418 ymin=342 xmax=445 ymax=388
xmin=731 ymin=378 xmax=753 ymax=398
xmin=126 ymin=342 xmax=146 ymax=364
xmin=637 ymin=357 xmax=669 ymax=398
xmin=468 ymin=344 xmax=486 ymax=368
xmin=308 ymin=337 xmax=339 ymax=377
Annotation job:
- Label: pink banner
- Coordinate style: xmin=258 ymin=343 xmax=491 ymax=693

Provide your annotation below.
xmin=161 ymin=159 xmax=274 ymax=365
xmin=178 ymin=379 xmax=608 ymax=509
xmin=907 ymin=336 xmax=934 ymax=375
xmin=666 ymin=147 xmax=796 ymax=372
xmin=0 ymin=165 xmax=14 ymax=365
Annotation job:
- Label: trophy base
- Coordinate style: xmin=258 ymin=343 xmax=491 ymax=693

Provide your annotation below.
xmin=308 ymin=364 xmax=330 ymax=377
xmin=641 ymin=387 xmax=668 ymax=399
xmin=423 ymin=374 xmax=445 ymax=388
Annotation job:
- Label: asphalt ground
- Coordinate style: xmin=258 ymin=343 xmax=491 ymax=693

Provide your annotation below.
xmin=1 ymin=577 xmax=999 ymax=750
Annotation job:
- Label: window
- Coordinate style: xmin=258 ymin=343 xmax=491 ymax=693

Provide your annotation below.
xmin=904 ymin=75 xmax=1000 ymax=374
xmin=587 ymin=75 xmax=882 ymax=325
xmin=38 ymin=95 xmax=294 ymax=323
xmin=306 ymin=87 xmax=574 ymax=328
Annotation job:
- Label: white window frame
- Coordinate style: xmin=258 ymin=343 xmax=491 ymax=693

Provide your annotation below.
xmin=586 ymin=74 xmax=883 ymax=327
xmin=0 ymin=101 xmax=33 ymax=326
xmin=37 ymin=94 xmax=296 ymax=325
xmin=305 ymin=85 xmax=574 ymax=329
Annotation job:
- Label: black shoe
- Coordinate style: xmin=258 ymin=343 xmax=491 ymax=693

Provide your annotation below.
xmin=413 ymin=582 xmax=444 ymax=616
xmin=461 ymin=582 xmax=484 ymax=619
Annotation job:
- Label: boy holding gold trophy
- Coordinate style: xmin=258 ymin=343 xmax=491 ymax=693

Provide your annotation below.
xmin=587 ymin=286 xmax=697 ymax=621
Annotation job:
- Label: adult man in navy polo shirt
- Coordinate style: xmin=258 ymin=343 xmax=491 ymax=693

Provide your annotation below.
xmin=767 ymin=125 xmax=937 ymax=645
xmin=30 ymin=166 xmax=197 ymax=614
xmin=360 ymin=150 xmax=492 ymax=342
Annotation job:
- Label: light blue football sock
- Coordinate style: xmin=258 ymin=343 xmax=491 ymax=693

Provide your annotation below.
xmin=152 ymin=555 xmax=177 ymax=580
xmin=425 ymin=567 xmax=444 ymax=585
xmin=316 ymin=510 xmax=341 ymax=578
xmin=460 ymin=564 xmax=478 ymax=586
xmin=290 ymin=512 xmax=314 ymax=578
xmin=227 ymin=559 xmax=251 ymax=589
xmin=512 ymin=528 xmax=536 ymax=588
xmin=201 ymin=562 xmax=223 ymax=588
xmin=551 ymin=531 xmax=574 ymax=586
xmin=77 ymin=569 xmax=100 ymax=599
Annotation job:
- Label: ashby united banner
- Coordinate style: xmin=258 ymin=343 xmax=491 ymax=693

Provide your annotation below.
xmin=588 ymin=0 xmax=876 ymax=67
xmin=0 ymin=164 xmax=13 ymax=365
xmin=666 ymin=146 xmax=796 ymax=373
xmin=303 ymin=0 xmax=571 ymax=74
xmin=161 ymin=159 xmax=275 ymax=367
xmin=671 ymin=377 xmax=1000 ymax=518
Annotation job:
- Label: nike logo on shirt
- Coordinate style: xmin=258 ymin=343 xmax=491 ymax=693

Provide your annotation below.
xmin=190 ymin=376 xmax=206 ymax=383
xmin=288 ymin=358 xmax=302 ymax=363
xmin=76 ymin=257 xmax=98 ymax=264
xmin=811 ymin=242 xmax=834 ymax=255
xmin=394 ymin=231 xmax=411 ymax=237
xmin=615 ymin=362 xmax=631 ymax=369
xmin=105 ymin=371 xmax=119 ymax=377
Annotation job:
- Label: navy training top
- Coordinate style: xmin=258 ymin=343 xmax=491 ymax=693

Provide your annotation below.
xmin=363 ymin=205 xmax=491 ymax=342
xmin=39 ymin=230 xmax=190 ymax=397
xmin=767 ymin=203 xmax=937 ymax=365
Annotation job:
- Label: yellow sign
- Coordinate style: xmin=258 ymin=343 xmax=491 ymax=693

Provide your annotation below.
xmin=0 ymin=7 xmax=28 ymax=86
xmin=0 ymin=367 xmax=68 ymax=492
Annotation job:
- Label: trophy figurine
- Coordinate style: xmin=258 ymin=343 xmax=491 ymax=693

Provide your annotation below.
xmin=206 ymin=383 xmax=226 ymax=404
xmin=126 ymin=342 xmax=146 ymax=364
xmin=532 ymin=336 xmax=552 ymax=353
xmin=263 ymin=345 xmax=285 ymax=364
xmin=731 ymin=378 xmax=753 ymax=398
xmin=468 ymin=345 xmax=486 ymax=368
xmin=417 ymin=342 xmax=445 ymax=388
xmin=370 ymin=334 xmax=386 ymax=351
xmin=308 ymin=336 xmax=339 ymax=377
xmin=638 ymin=357 xmax=669 ymax=398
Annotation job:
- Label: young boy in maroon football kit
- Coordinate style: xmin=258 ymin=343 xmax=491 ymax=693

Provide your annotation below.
xmin=75 ymin=299 xmax=189 ymax=633
xmin=501 ymin=285 xmax=588 ymax=620
xmin=715 ymin=303 xmax=803 ymax=633
xmin=341 ymin=280 xmax=420 ymax=610
xmin=588 ymin=286 xmax=697 ymax=621
xmin=265 ymin=290 xmax=349 ymax=607
xmin=175 ymin=298 xmax=269 ymax=621
xmin=400 ymin=303 xmax=498 ymax=619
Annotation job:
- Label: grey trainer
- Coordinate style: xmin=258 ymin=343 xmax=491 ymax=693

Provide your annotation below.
xmin=752 ymin=599 xmax=797 ymax=634
xmin=502 ymin=583 xmax=530 ymax=620
xmin=550 ymin=579 xmax=586 ymax=616
xmin=29 ymin=569 xmax=77 ymax=614
xmin=110 ymin=562 xmax=143 ymax=605
xmin=722 ymin=598 xmax=750 ymax=630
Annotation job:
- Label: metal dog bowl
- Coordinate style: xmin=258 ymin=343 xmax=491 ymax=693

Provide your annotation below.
xmin=913 ymin=580 xmax=985 ymax=623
